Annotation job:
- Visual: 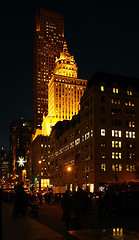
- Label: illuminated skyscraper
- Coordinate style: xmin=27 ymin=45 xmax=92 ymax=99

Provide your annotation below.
xmin=42 ymin=42 xmax=87 ymax=136
xmin=33 ymin=9 xmax=64 ymax=129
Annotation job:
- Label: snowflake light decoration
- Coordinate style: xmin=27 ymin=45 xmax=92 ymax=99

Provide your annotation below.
xmin=17 ymin=156 xmax=25 ymax=167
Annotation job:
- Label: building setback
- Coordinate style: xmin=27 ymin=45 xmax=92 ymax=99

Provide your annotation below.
xmin=48 ymin=72 xmax=139 ymax=192
xmin=33 ymin=9 xmax=64 ymax=130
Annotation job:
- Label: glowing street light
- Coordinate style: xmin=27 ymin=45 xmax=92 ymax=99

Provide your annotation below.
xmin=67 ymin=166 xmax=71 ymax=172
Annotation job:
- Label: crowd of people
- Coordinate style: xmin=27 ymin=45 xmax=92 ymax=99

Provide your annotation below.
xmin=1 ymin=184 xmax=139 ymax=230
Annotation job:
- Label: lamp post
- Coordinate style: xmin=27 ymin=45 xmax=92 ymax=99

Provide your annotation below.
xmin=38 ymin=160 xmax=42 ymax=191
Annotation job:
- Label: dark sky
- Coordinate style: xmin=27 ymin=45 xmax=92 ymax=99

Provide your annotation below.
xmin=1 ymin=1 xmax=139 ymax=151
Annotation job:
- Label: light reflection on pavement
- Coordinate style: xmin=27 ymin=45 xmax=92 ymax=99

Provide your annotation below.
xmin=68 ymin=228 xmax=139 ymax=240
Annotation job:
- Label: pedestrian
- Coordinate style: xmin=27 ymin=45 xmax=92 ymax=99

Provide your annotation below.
xmin=61 ymin=190 xmax=72 ymax=230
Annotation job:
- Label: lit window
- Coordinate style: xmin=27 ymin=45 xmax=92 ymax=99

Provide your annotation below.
xmin=112 ymin=152 xmax=122 ymax=159
xmin=101 ymin=164 xmax=106 ymax=171
xmin=126 ymin=131 xmax=135 ymax=138
xmin=91 ymin=130 xmax=93 ymax=137
xmin=85 ymin=132 xmax=90 ymax=140
xmin=113 ymin=88 xmax=118 ymax=94
xmin=101 ymin=129 xmax=105 ymax=136
xmin=112 ymin=164 xmax=122 ymax=171
xmin=112 ymin=141 xmax=121 ymax=148
xmin=101 ymin=153 xmax=105 ymax=158
xmin=101 ymin=143 xmax=105 ymax=147
xmin=70 ymin=142 xmax=74 ymax=148
xmin=126 ymin=165 xmax=136 ymax=172
xmin=127 ymin=90 xmax=132 ymax=96
xmin=112 ymin=130 xmax=121 ymax=137
xmin=75 ymin=138 xmax=80 ymax=146
xmin=101 ymin=86 xmax=104 ymax=91
xmin=129 ymin=121 xmax=135 ymax=128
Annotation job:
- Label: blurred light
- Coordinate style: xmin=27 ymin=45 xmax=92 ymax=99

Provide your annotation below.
xmin=67 ymin=166 xmax=71 ymax=171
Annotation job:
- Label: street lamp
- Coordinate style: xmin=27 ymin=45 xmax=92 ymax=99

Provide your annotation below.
xmin=67 ymin=166 xmax=71 ymax=172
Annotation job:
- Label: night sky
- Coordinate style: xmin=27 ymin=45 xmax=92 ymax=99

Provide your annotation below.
xmin=1 ymin=1 xmax=139 ymax=151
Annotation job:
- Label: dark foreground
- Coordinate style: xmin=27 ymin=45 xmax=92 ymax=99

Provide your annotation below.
xmin=1 ymin=199 xmax=139 ymax=240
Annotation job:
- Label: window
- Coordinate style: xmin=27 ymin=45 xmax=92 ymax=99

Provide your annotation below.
xmin=70 ymin=142 xmax=74 ymax=148
xmin=101 ymin=164 xmax=106 ymax=171
xmin=91 ymin=130 xmax=93 ymax=137
xmin=112 ymin=164 xmax=122 ymax=171
xmin=125 ymin=100 xmax=134 ymax=107
xmin=85 ymin=132 xmax=90 ymax=140
xmin=101 ymin=86 xmax=104 ymax=91
xmin=101 ymin=129 xmax=105 ymax=136
xmin=113 ymin=88 xmax=118 ymax=93
xmin=112 ymin=141 xmax=121 ymax=148
xmin=111 ymin=98 xmax=121 ymax=105
xmin=128 ymin=121 xmax=135 ymax=128
xmin=112 ymin=152 xmax=122 ymax=159
xmin=127 ymin=90 xmax=132 ymax=96
xmin=126 ymin=131 xmax=135 ymax=138
xmin=127 ymin=153 xmax=136 ymax=159
xmin=112 ymin=130 xmax=121 ymax=137
xmin=126 ymin=165 xmax=136 ymax=172
xmin=75 ymin=138 xmax=80 ymax=146
xmin=101 ymin=143 xmax=106 ymax=148
xmin=101 ymin=153 xmax=105 ymax=158
xmin=126 ymin=142 xmax=136 ymax=149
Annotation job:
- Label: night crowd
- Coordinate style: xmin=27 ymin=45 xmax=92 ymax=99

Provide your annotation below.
xmin=1 ymin=184 xmax=139 ymax=230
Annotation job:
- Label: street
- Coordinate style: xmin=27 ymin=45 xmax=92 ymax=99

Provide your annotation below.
xmin=2 ymin=199 xmax=139 ymax=240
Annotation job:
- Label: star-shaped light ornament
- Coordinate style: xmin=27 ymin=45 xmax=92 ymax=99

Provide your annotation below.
xmin=17 ymin=157 xmax=26 ymax=167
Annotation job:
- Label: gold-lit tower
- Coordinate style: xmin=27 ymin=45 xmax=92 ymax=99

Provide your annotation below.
xmin=42 ymin=42 xmax=87 ymax=136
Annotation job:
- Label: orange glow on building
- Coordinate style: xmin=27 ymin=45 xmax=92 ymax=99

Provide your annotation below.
xmin=42 ymin=42 xmax=87 ymax=136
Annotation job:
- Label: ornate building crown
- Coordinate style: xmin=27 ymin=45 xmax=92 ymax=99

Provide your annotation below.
xmin=54 ymin=41 xmax=78 ymax=78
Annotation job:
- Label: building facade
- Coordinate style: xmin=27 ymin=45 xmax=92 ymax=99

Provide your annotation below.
xmin=48 ymin=72 xmax=139 ymax=192
xmin=33 ymin=9 xmax=65 ymax=129
xmin=30 ymin=42 xmax=87 ymax=188
xmin=0 ymin=146 xmax=9 ymax=187
xmin=10 ymin=118 xmax=33 ymax=174
xmin=42 ymin=42 xmax=87 ymax=136
xmin=28 ymin=135 xmax=50 ymax=190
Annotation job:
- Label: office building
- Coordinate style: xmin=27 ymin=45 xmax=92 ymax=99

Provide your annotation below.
xmin=10 ymin=118 xmax=33 ymax=173
xmin=33 ymin=8 xmax=64 ymax=129
xmin=42 ymin=42 xmax=87 ymax=136
xmin=28 ymin=135 xmax=50 ymax=190
xmin=48 ymin=72 xmax=139 ymax=192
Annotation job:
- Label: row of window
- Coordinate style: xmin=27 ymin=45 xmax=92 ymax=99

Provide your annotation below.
xmin=50 ymin=130 xmax=94 ymax=159
xmin=50 ymin=128 xmax=136 ymax=159
xmin=101 ymin=86 xmax=133 ymax=95
xmin=101 ymin=129 xmax=135 ymax=138
xmin=84 ymin=164 xmax=136 ymax=173
xmin=101 ymin=152 xmax=136 ymax=160
xmin=101 ymin=164 xmax=135 ymax=172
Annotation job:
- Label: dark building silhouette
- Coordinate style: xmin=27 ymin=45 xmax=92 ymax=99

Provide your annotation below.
xmin=10 ymin=118 xmax=33 ymax=173
xmin=48 ymin=72 xmax=139 ymax=191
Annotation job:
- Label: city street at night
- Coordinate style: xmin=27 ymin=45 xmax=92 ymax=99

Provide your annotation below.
xmin=1 ymin=2 xmax=139 ymax=240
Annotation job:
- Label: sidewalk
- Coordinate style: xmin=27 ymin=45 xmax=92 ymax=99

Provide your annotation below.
xmin=2 ymin=202 xmax=65 ymax=240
